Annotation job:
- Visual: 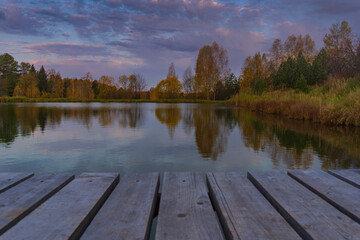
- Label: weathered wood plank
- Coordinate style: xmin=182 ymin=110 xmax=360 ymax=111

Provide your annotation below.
xmin=248 ymin=171 xmax=360 ymax=240
xmin=288 ymin=170 xmax=360 ymax=223
xmin=328 ymin=169 xmax=360 ymax=188
xmin=0 ymin=173 xmax=33 ymax=194
xmin=207 ymin=172 xmax=301 ymax=240
xmin=0 ymin=173 xmax=73 ymax=235
xmin=0 ymin=173 xmax=119 ymax=240
xmin=81 ymin=173 xmax=159 ymax=240
xmin=156 ymin=172 xmax=224 ymax=240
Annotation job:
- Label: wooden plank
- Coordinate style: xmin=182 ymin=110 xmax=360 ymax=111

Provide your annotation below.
xmin=81 ymin=173 xmax=159 ymax=240
xmin=0 ymin=173 xmax=73 ymax=235
xmin=248 ymin=171 xmax=360 ymax=240
xmin=0 ymin=173 xmax=33 ymax=193
xmin=288 ymin=170 xmax=360 ymax=223
xmin=155 ymin=172 xmax=224 ymax=240
xmin=0 ymin=173 xmax=119 ymax=240
xmin=207 ymin=172 xmax=301 ymax=240
xmin=328 ymin=169 xmax=360 ymax=188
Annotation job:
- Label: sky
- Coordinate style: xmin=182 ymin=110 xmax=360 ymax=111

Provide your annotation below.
xmin=0 ymin=0 xmax=360 ymax=87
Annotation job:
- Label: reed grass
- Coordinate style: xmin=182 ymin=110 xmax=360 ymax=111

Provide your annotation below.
xmin=229 ymin=78 xmax=360 ymax=126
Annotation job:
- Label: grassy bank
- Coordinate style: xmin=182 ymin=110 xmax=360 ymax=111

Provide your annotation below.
xmin=228 ymin=78 xmax=360 ymax=126
xmin=0 ymin=96 xmax=226 ymax=104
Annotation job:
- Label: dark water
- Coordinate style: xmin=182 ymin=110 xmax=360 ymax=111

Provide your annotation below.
xmin=0 ymin=103 xmax=359 ymax=174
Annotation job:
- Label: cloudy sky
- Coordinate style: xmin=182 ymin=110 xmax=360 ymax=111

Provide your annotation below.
xmin=0 ymin=0 xmax=359 ymax=87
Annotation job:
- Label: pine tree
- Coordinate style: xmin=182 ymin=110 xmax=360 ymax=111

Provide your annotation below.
xmin=225 ymin=73 xmax=239 ymax=98
xmin=37 ymin=65 xmax=47 ymax=93
xmin=295 ymin=52 xmax=311 ymax=83
xmin=310 ymin=49 xmax=328 ymax=85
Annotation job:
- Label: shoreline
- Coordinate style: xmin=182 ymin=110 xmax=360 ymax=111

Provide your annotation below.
xmin=228 ymin=89 xmax=360 ymax=127
xmin=0 ymin=97 xmax=226 ymax=104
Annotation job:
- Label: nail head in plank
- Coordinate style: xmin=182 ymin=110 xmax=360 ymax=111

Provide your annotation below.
xmin=288 ymin=170 xmax=360 ymax=223
xmin=156 ymin=172 xmax=224 ymax=240
xmin=0 ymin=173 xmax=119 ymax=240
xmin=81 ymin=172 xmax=159 ymax=240
xmin=207 ymin=172 xmax=301 ymax=240
xmin=0 ymin=173 xmax=34 ymax=194
xmin=248 ymin=171 xmax=360 ymax=240
xmin=328 ymin=169 xmax=360 ymax=188
xmin=0 ymin=173 xmax=74 ymax=235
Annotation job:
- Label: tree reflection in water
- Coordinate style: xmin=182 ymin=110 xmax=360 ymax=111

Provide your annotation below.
xmin=155 ymin=104 xmax=182 ymax=139
xmin=0 ymin=103 xmax=359 ymax=169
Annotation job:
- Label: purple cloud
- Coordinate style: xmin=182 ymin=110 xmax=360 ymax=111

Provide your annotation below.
xmin=0 ymin=0 xmax=360 ymax=86
xmin=26 ymin=43 xmax=109 ymax=57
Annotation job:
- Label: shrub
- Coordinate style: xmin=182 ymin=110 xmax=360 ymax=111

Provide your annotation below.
xmin=295 ymin=74 xmax=308 ymax=92
xmin=252 ymin=78 xmax=267 ymax=95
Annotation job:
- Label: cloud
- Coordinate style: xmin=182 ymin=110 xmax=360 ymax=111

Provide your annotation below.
xmin=25 ymin=42 xmax=109 ymax=56
xmin=1 ymin=0 xmax=360 ymax=86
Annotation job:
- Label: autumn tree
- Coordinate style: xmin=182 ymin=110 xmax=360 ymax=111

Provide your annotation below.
xmin=240 ymin=53 xmax=270 ymax=91
xmin=284 ymin=34 xmax=316 ymax=60
xmin=47 ymin=69 xmax=63 ymax=98
xmin=118 ymin=73 xmax=147 ymax=99
xmin=13 ymin=72 xmax=40 ymax=98
xmin=66 ymin=78 xmax=94 ymax=99
xmin=214 ymin=81 xmax=226 ymax=100
xmin=356 ymin=44 xmax=360 ymax=75
xmin=0 ymin=53 xmax=19 ymax=96
xmin=167 ymin=62 xmax=177 ymax=78
xmin=323 ymin=21 xmax=356 ymax=77
xmin=269 ymin=38 xmax=284 ymax=72
xmin=98 ymin=75 xmax=116 ymax=99
xmin=269 ymin=34 xmax=316 ymax=73
xmin=195 ymin=41 xmax=230 ymax=99
xmin=182 ymin=66 xmax=194 ymax=97
xmin=155 ymin=76 xmax=182 ymax=99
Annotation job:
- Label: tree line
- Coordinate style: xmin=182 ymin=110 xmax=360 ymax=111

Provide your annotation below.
xmin=1 ymin=20 xmax=359 ymax=100
xmin=240 ymin=21 xmax=360 ymax=94
xmin=0 ymin=56 xmax=148 ymax=99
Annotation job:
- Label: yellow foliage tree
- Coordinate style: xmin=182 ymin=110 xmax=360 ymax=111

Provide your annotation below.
xmin=155 ymin=76 xmax=182 ymax=99
xmin=240 ymin=53 xmax=270 ymax=92
xmin=13 ymin=72 xmax=40 ymax=98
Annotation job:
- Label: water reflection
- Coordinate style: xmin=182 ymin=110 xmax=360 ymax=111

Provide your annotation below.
xmin=155 ymin=105 xmax=182 ymax=139
xmin=0 ymin=103 xmax=359 ymax=170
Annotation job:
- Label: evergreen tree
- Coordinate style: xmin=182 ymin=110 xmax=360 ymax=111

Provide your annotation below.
xmin=295 ymin=52 xmax=311 ymax=83
xmin=30 ymin=64 xmax=36 ymax=73
xmin=273 ymin=57 xmax=297 ymax=88
xmin=225 ymin=73 xmax=239 ymax=99
xmin=214 ymin=81 xmax=226 ymax=100
xmin=295 ymin=74 xmax=308 ymax=92
xmin=310 ymin=48 xmax=328 ymax=85
xmin=38 ymin=65 xmax=47 ymax=93
xmin=0 ymin=53 xmax=19 ymax=96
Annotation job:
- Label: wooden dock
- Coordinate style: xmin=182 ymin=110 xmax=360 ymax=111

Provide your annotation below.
xmin=0 ymin=170 xmax=359 ymax=240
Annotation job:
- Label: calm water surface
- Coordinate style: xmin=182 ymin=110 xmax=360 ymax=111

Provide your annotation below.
xmin=0 ymin=102 xmax=359 ymax=174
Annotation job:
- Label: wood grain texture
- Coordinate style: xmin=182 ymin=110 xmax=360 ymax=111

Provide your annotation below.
xmin=0 ymin=173 xmax=119 ymax=240
xmin=156 ymin=172 xmax=224 ymax=240
xmin=248 ymin=171 xmax=360 ymax=240
xmin=288 ymin=170 xmax=360 ymax=223
xmin=0 ymin=173 xmax=33 ymax=194
xmin=207 ymin=172 xmax=301 ymax=240
xmin=81 ymin=173 xmax=159 ymax=240
xmin=0 ymin=173 xmax=74 ymax=235
xmin=328 ymin=169 xmax=360 ymax=188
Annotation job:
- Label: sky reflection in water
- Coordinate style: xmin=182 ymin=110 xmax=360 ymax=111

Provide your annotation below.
xmin=0 ymin=103 xmax=359 ymax=174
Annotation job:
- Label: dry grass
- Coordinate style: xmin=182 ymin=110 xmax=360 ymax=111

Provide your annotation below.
xmin=229 ymin=78 xmax=360 ymax=126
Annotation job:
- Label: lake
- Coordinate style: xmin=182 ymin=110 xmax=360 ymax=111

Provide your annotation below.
xmin=0 ymin=102 xmax=359 ymax=174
